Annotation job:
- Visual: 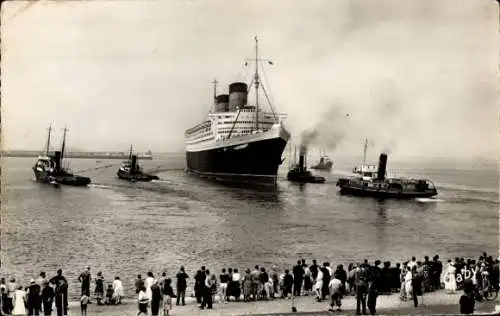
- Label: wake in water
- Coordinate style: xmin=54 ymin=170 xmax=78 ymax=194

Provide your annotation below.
xmin=414 ymin=197 xmax=445 ymax=203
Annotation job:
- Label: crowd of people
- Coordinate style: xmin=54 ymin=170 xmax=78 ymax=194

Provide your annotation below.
xmin=0 ymin=252 xmax=497 ymax=316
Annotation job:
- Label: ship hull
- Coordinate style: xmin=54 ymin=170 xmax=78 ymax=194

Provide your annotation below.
xmin=337 ymin=185 xmax=437 ymax=199
xmin=32 ymin=167 xmax=56 ymax=184
xmin=32 ymin=166 xmax=90 ymax=186
xmin=185 ymin=126 xmax=289 ymax=185
xmin=117 ymin=169 xmax=159 ymax=182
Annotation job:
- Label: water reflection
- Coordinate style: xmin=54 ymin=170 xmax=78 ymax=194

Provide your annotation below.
xmin=373 ymin=199 xmax=388 ymax=255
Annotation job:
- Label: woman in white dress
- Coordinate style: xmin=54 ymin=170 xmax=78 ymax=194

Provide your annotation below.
xmin=112 ymin=277 xmax=124 ymax=304
xmin=404 ymin=266 xmax=413 ymax=297
xmin=444 ymin=261 xmax=457 ymax=293
xmin=144 ymin=272 xmax=155 ymax=303
xmin=314 ymin=268 xmax=324 ymax=301
xmin=11 ymin=285 xmax=27 ymax=316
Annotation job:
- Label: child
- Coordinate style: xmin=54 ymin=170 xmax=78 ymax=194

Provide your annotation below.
xmin=137 ymin=286 xmax=149 ymax=316
xmin=459 ymin=292 xmax=475 ymax=314
xmin=105 ymin=284 xmax=114 ymax=305
xmin=80 ymin=294 xmax=89 ymax=316
xmin=163 ymin=279 xmax=177 ymax=316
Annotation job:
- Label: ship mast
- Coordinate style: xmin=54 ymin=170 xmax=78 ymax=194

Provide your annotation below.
xmin=129 ymin=144 xmax=133 ymax=160
xmin=254 ymin=36 xmax=259 ymax=132
xmin=212 ymin=78 xmax=218 ymax=106
xmin=46 ymin=125 xmax=52 ymax=156
xmin=61 ymin=127 xmax=68 ymax=164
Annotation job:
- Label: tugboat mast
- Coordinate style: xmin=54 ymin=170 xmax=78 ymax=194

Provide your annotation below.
xmin=129 ymin=144 xmax=133 ymax=160
xmin=61 ymin=127 xmax=68 ymax=163
xmin=254 ymin=36 xmax=259 ymax=132
xmin=362 ymin=138 xmax=368 ymax=165
xmin=46 ymin=125 xmax=52 ymax=156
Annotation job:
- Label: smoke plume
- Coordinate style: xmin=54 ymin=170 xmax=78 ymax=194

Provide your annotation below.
xmin=299 ymin=105 xmax=351 ymax=153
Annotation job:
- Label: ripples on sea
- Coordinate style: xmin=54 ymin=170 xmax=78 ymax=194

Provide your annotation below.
xmin=1 ymin=153 xmax=498 ymax=300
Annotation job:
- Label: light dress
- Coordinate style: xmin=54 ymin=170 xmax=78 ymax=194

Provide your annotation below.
xmin=12 ymin=289 xmax=27 ymax=316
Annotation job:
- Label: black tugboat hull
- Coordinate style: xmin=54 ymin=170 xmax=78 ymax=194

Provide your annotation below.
xmin=336 ymin=185 xmax=437 ymax=199
xmin=310 ymin=166 xmax=332 ymax=171
xmin=186 ymin=133 xmax=288 ymax=185
xmin=287 ymin=174 xmax=326 ymax=183
xmin=117 ymin=170 xmax=159 ymax=182
xmin=32 ymin=167 xmax=90 ymax=186
xmin=55 ymin=175 xmax=91 ymax=186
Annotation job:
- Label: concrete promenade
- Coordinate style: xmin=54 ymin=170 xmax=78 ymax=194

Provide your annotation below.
xmin=62 ymin=291 xmax=499 ymax=316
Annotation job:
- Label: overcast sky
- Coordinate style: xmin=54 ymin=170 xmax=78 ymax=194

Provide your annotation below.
xmin=2 ymin=0 xmax=498 ymax=159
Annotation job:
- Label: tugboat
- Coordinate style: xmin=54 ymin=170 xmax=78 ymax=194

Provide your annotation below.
xmin=32 ymin=126 xmax=91 ymax=186
xmin=117 ymin=145 xmax=159 ymax=182
xmin=310 ymin=148 xmax=333 ymax=171
xmin=336 ymin=152 xmax=438 ymax=199
xmin=287 ymin=146 xmax=325 ymax=183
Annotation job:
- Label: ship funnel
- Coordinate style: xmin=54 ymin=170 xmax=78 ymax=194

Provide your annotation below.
xmin=228 ymin=82 xmax=248 ymax=111
xmin=131 ymin=155 xmax=138 ymax=172
xmin=53 ymin=151 xmax=62 ymax=171
xmin=377 ymin=153 xmax=388 ymax=180
xmin=214 ymin=94 xmax=229 ymax=112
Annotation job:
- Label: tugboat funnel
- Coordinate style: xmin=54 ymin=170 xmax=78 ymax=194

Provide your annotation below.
xmin=299 ymin=145 xmax=306 ymax=172
xmin=377 ymin=153 xmax=388 ymax=180
xmin=131 ymin=155 xmax=138 ymax=172
xmin=53 ymin=151 xmax=62 ymax=171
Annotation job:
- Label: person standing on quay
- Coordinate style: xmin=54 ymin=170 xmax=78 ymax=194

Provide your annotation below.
xmin=175 ymin=267 xmax=188 ymax=306
xmin=355 ymin=263 xmax=368 ymax=315
xmin=367 ymin=260 xmax=381 ymax=315
xmin=7 ymin=278 xmax=18 ymax=314
xmin=135 ymin=275 xmax=144 ymax=295
xmin=411 ymin=266 xmax=423 ymax=307
xmin=150 ymin=280 xmax=162 ymax=316
xmin=321 ymin=263 xmax=331 ymax=301
xmin=292 ymin=260 xmax=304 ymax=297
xmin=328 ymin=274 xmax=343 ymax=312
xmin=27 ymin=279 xmax=41 ymax=316
xmin=11 ymin=285 xmax=27 ymax=316
xmin=194 ymin=269 xmax=205 ymax=305
xmin=50 ymin=269 xmax=68 ymax=316
xmin=163 ymin=279 xmax=176 ymax=316
xmin=219 ymin=269 xmax=229 ymax=303
xmin=78 ymin=267 xmax=91 ymax=299
xmin=137 ymin=286 xmax=149 ymax=316
xmin=112 ymin=277 xmax=124 ymax=304
xmin=94 ymin=272 xmax=104 ymax=305
xmin=432 ymin=255 xmax=443 ymax=291
xmin=200 ymin=270 xmax=213 ymax=309
xmin=41 ymin=280 xmax=54 ymax=316
xmin=80 ymin=293 xmax=89 ymax=316
xmin=145 ymin=272 xmax=155 ymax=303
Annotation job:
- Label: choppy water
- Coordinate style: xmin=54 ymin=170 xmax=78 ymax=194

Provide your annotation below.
xmin=1 ymin=153 xmax=498 ymax=300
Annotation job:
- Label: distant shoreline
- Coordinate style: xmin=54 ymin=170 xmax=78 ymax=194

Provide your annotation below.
xmin=1 ymin=151 xmax=154 ymax=160
xmin=1 ymin=150 xmax=495 ymax=163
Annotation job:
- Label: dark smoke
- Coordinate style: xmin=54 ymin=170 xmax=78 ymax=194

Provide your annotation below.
xmin=299 ymin=105 xmax=351 ymax=153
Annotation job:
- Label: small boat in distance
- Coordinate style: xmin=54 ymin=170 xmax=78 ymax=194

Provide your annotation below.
xmin=32 ymin=126 xmax=91 ymax=186
xmin=310 ymin=148 xmax=333 ymax=171
xmin=117 ymin=145 xmax=159 ymax=182
xmin=287 ymin=145 xmax=325 ymax=183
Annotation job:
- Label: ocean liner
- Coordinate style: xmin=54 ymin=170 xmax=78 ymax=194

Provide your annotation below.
xmin=185 ymin=37 xmax=291 ymax=185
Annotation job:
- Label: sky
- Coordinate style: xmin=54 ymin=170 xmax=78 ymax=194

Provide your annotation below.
xmin=2 ymin=0 xmax=498 ymax=159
